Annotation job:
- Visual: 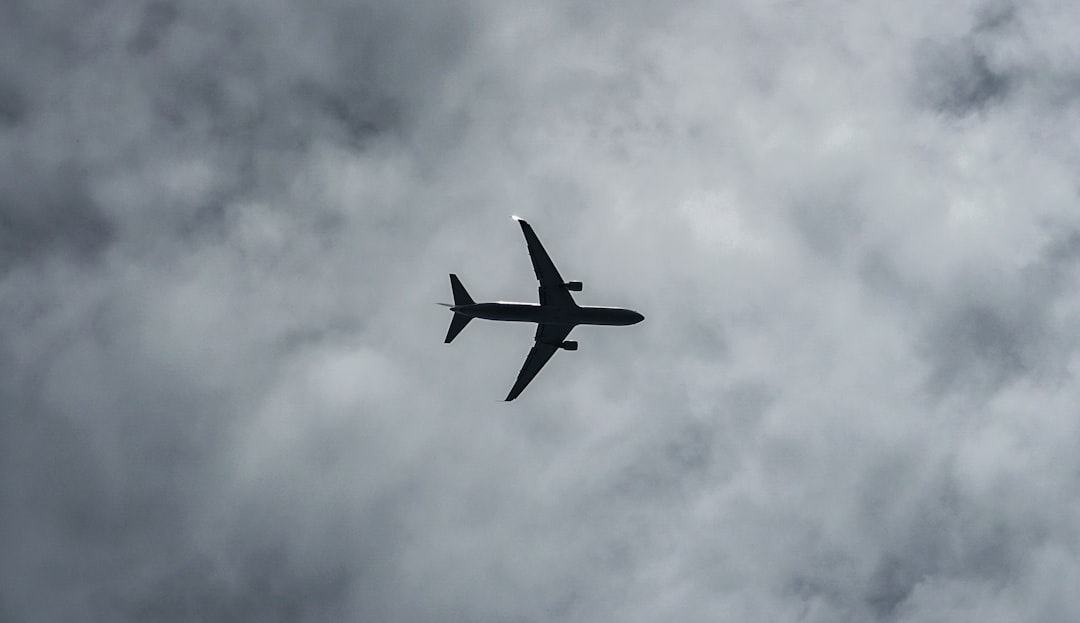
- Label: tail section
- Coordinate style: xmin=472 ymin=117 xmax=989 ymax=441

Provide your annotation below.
xmin=450 ymin=274 xmax=474 ymax=305
xmin=444 ymin=274 xmax=474 ymax=343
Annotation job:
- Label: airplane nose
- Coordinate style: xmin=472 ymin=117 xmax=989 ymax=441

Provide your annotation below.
xmin=632 ymin=311 xmax=645 ymax=324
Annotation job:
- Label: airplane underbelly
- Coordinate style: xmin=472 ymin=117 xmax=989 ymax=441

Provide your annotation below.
xmin=576 ymin=307 xmax=634 ymax=325
xmin=472 ymin=303 xmax=543 ymax=322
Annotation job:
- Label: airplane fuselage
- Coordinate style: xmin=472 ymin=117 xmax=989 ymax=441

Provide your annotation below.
xmin=453 ymin=302 xmax=644 ymax=327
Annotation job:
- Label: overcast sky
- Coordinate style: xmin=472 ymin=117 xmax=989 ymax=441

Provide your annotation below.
xmin=4 ymin=1 xmax=1080 ymax=621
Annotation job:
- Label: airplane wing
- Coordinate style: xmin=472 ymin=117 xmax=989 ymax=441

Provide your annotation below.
xmin=513 ymin=216 xmax=575 ymax=307
xmin=505 ymin=323 xmax=573 ymax=401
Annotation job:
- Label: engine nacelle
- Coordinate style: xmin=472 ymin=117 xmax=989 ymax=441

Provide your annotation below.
xmin=561 ymin=340 xmax=578 ymax=351
xmin=564 ymin=281 xmax=583 ymax=291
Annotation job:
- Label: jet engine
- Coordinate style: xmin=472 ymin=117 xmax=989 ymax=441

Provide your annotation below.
xmin=561 ymin=341 xmax=578 ymax=351
xmin=564 ymin=281 xmax=583 ymax=291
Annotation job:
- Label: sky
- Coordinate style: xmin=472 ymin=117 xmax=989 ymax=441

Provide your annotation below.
xmin=4 ymin=0 xmax=1080 ymax=621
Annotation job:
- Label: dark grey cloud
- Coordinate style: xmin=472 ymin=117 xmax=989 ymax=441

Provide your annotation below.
xmin=0 ymin=74 xmax=27 ymax=127
xmin=915 ymin=226 xmax=1080 ymax=399
xmin=0 ymin=161 xmax=114 ymax=268
xmin=910 ymin=2 xmax=1018 ymax=116
xmin=5 ymin=1 xmax=1080 ymax=622
xmin=915 ymin=41 xmax=1013 ymax=116
xmin=127 ymin=1 xmax=181 ymax=56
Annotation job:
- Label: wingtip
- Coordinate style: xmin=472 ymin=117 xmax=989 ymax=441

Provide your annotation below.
xmin=511 ymin=215 xmax=522 ymax=221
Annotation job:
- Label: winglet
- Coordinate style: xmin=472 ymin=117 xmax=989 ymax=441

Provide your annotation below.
xmin=511 ymin=215 xmax=523 ymax=222
xmin=514 ymin=217 xmax=540 ymax=246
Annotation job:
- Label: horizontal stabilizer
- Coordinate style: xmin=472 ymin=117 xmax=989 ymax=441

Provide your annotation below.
xmin=444 ymin=312 xmax=472 ymax=343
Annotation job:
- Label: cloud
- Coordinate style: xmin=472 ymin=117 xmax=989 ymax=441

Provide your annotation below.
xmin=4 ymin=1 xmax=1080 ymax=621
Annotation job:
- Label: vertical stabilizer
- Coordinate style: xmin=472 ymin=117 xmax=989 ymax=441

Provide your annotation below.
xmin=449 ymin=274 xmax=474 ymax=305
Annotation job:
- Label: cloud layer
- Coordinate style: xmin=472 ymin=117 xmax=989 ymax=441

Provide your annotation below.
xmin=4 ymin=1 xmax=1080 ymax=621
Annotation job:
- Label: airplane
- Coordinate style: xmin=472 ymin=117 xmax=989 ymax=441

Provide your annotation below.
xmin=442 ymin=216 xmax=644 ymax=401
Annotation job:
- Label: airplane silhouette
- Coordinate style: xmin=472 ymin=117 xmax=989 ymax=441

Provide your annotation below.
xmin=443 ymin=216 xmax=644 ymax=401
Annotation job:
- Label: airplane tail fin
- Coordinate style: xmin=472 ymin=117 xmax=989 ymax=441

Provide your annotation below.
xmin=449 ymin=274 xmax=474 ymax=305
xmin=445 ymin=274 xmax=475 ymax=343
xmin=444 ymin=312 xmax=472 ymax=343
